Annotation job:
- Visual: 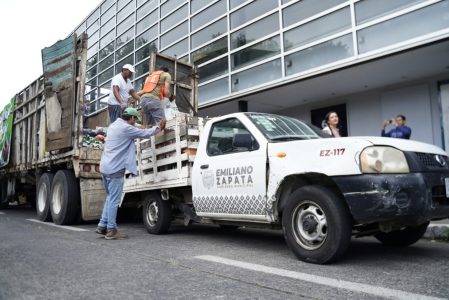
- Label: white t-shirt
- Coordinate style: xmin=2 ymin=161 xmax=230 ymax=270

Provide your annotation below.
xmin=108 ymin=73 xmax=134 ymax=107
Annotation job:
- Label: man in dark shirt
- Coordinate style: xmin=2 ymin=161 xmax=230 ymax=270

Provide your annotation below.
xmin=381 ymin=114 xmax=411 ymax=139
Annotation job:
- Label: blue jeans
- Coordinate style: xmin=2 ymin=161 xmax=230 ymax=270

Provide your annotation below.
xmin=98 ymin=175 xmax=124 ymax=229
xmin=108 ymin=105 xmax=123 ymax=124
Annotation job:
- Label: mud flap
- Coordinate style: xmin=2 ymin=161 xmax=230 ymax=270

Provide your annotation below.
xmin=80 ymin=178 xmax=105 ymax=221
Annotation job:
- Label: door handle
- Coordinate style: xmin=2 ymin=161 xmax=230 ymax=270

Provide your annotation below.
xmin=200 ymin=164 xmax=209 ymax=169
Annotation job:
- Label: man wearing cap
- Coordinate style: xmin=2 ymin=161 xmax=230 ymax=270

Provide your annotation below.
xmin=107 ymin=64 xmax=141 ymax=124
xmin=96 ymin=107 xmax=166 ymax=240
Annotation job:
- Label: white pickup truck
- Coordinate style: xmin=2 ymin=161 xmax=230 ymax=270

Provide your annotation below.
xmin=122 ymin=112 xmax=449 ymax=264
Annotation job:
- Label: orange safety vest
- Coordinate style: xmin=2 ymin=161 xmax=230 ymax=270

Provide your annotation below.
xmin=141 ymin=70 xmax=165 ymax=99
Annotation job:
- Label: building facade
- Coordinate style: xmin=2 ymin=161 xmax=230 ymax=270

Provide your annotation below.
xmin=77 ymin=0 xmax=449 ymax=150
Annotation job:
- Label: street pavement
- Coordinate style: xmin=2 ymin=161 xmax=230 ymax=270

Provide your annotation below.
xmin=1 ymin=207 xmax=449 ymax=300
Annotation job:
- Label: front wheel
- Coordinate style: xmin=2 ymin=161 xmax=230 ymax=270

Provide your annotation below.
xmin=142 ymin=191 xmax=172 ymax=234
xmin=282 ymin=185 xmax=352 ymax=264
xmin=50 ymin=170 xmax=80 ymax=225
xmin=375 ymin=222 xmax=429 ymax=247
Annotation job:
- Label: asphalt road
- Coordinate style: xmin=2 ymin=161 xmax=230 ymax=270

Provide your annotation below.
xmin=1 ymin=207 xmax=449 ymax=300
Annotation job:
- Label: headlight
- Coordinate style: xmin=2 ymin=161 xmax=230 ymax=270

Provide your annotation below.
xmin=360 ymin=146 xmax=409 ymax=173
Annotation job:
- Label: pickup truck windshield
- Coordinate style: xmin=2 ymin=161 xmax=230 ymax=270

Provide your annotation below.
xmin=247 ymin=113 xmax=326 ymax=141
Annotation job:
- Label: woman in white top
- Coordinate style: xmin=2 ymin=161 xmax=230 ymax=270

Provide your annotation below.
xmin=322 ymin=111 xmax=341 ymax=137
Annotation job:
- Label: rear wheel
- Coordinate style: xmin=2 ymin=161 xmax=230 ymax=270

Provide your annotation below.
xmin=142 ymin=192 xmax=172 ymax=234
xmin=36 ymin=173 xmax=54 ymax=221
xmin=375 ymin=222 xmax=429 ymax=247
xmin=282 ymin=185 xmax=352 ymax=264
xmin=50 ymin=170 xmax=80 ymax=225
xmin=0 ymin=179 xmax=8 ymax=208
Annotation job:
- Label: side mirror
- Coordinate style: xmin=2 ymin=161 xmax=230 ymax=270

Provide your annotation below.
xmin=233 ymin=133 xmax=253 ymax=150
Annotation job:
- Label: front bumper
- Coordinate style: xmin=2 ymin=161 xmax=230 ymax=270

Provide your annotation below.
xmin=333 ymin=172 xmax=449 ymax=226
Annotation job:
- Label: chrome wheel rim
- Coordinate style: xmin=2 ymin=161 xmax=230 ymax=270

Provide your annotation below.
xmin=37 ymin=183 xmax=47 ymax=213
xmin=292 ymin=201 xmax=328 ymax=250
xmin=146 ymin=201 xmax=158 ymax=227
xmin=52 ymin=182 xmax=63 ymax=215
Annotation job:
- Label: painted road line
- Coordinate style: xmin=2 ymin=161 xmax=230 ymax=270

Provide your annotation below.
xmin=26 ymin=219 xmax=89 ymax=232
xmin=428 ymin=223 xmax=449 ymax=227
xmin=0 ymin=212 xmax=5 ymax=215
xmin=195 ymin=255 xmax=443 ymax=300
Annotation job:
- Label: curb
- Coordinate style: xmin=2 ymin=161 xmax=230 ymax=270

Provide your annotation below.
xmin=424 ymin=224 xmax=449 ymax=241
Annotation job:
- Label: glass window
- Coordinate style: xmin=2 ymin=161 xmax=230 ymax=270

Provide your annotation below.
xmin=231 ymin=59 xmax=282 ymax=92
xmin=231 ymin=0 xmax=277 ymax=29
xmin=117 ymin=15 xmax=134 ymax=35
xmin=117 ymin=0 xmax=132 ymax=11
xmin=161 ymin=4 xmax=188 ymax=31
xmin=99 ymin=67 xmax=114 ymax=84
xmin=199 ymin=57 xmax=228 ymax=83
xmin=87 ymin=21 xmax=100 ymax=36
xmin=136 ymin=25 xmax=158 ymax=48
xmin=87 ymin=8 xmax=100 ymax=27
xmin=161 ymin=21 xmax=188 ymax=48
xmin=355 ymin=0 xmax=427 ymax=25
xmin=136 ymin=41 xmax=158 ymax=62
xmin=101 ymin=18 xmax=115 ymax=37
xmin=357 ymin=1 xmax=449 ymax=54
xmin=99 ymin=41 xmax=115 ymax=60
xmin=134 ymin=76 xmax=146 ymax=91
xmin=85 ymin=88 xmax=97 ymax=102
xmin=161 ymin=0 xmax=186 ymax=17
xmin=116 ymin=54 xmax=134 ymax=73
xmin=191 ymin=0 xmax=210 ymax=13
xmin=116 ymin=40 xmax=134 ymax=61
xmin=117 ymin=1 xmax=135 ymax=23
xmin=136 ymin=60 xmax=150 ymax=76
xmin=88 ymin=30 xmax=100 ymax=48
xmin=285 ymin=34 xmax=353 ymax=76
xmin=116 ymin=26 xmax=134 ymax=48
xmin=100 ymin=30 xmax=115 ymax=49
xmin=87 ymin=56 xmax=98 ymax=69
xmin=282 ymin=0 xmax=346 ymax=28
xmin=101 ymin=0 xmax=115 ymax=13
xmin=75 ymin=23 xmax=86 ymax=36
xmin=87 ymin=42 xmax=99 ymax=58
xmin=232 ymin=36 xmax=280 ymax=70
xmin=99 ymin=54 xmax=114 ymax=73
xmin=99 ymin=80 xmax=112 ymax=98
xmin=137 ymin=0 xmax=148 ymax=7
xmin=136 ymin=9 xmax=158 ymax=35
xmin=87 ymin=66 xmax=98 ymax=81
xmin=231 ymin=13 xmax=279 ymax=50
xmin=284 ymin=8 xmax=351 ymax=52
xmin=191 ymin=17 xmax=226 ymax=49
xmin=86 ymin=77 xmax=97 ymax=93
xmin=101 ymin=5 xmax=115 ymax=24
xmin=192 ymin=37 xmax=228 ymax=65
xmin=137 ymin=0 xmax=157 ymax=20
xmin=191 ymin=0 xmax=226 ymax=31
xmin=230 ymin=0 xmax=251 ymax=10
xmin=162 ymin=38 xmax=189 ymax=57
xmin=207 ymin=118 xmax=256 ymax=156
xmin=199 ymin=77 xmax=229 ymax=104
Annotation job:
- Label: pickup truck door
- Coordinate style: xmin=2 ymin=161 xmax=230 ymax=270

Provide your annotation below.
xmin=192 ymin=116 xmax=268 ymax=221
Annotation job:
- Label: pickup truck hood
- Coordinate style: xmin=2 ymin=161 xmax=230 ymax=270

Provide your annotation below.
xmin=267 ymin=136 xmax=447 ymax=178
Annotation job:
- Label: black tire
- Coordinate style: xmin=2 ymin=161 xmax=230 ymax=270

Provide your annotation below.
xmin=36 ymin=173 xmax=54 ymax=221
xmin=142 ymin=191 xmax=172 ymax=234
xmin=50 ymin=170 xmax=80 ymax=225
xmin=219 ymin=225 xmax=239 ymax=230
xmin=282 ymin=185 xmax=352 ymax=264
xmin=375 ymin=222 xmax=429 ymax=247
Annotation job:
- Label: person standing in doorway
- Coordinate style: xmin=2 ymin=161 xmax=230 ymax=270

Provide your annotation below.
xmin=381 ymin=114 xmax=411 ymax=139
xmin=96 ymin=107 xmax=166 ymax=240
xmin=107 ymin=64 xmax=141 ymax=124
xmin=322 ymin=111 xmax=342 ymax=137
xmin=139 ymin=67 xmax=175 ymax=126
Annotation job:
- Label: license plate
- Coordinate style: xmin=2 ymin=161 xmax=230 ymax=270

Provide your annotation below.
xmin=446 ymin=178 xmax=449 ymax=198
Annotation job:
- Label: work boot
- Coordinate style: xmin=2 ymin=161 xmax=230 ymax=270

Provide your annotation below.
xmin=95 ymin=226 xmax=107 ymax=235
xmin=105 ymin=229 xmax=128 ymax=240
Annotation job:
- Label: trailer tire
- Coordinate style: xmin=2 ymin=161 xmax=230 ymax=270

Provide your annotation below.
xmin=375 ymin=222 xmax=429 ymax=247
xmin=50 ymin=170 xmax=80 ymax=225
xmin=36 ymin=173 xmax=54 ymax=221
xmin=142 ymin=192 xmax=172 ymax=234
xmin=282 ymin=185 xmax=352 ymax=264
xmin=0 ymin=180 xmax=7 ymax=208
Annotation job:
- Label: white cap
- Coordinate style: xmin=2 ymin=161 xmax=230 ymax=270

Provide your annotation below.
xmin=123 ymin=64 xmax=135 ymax=73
